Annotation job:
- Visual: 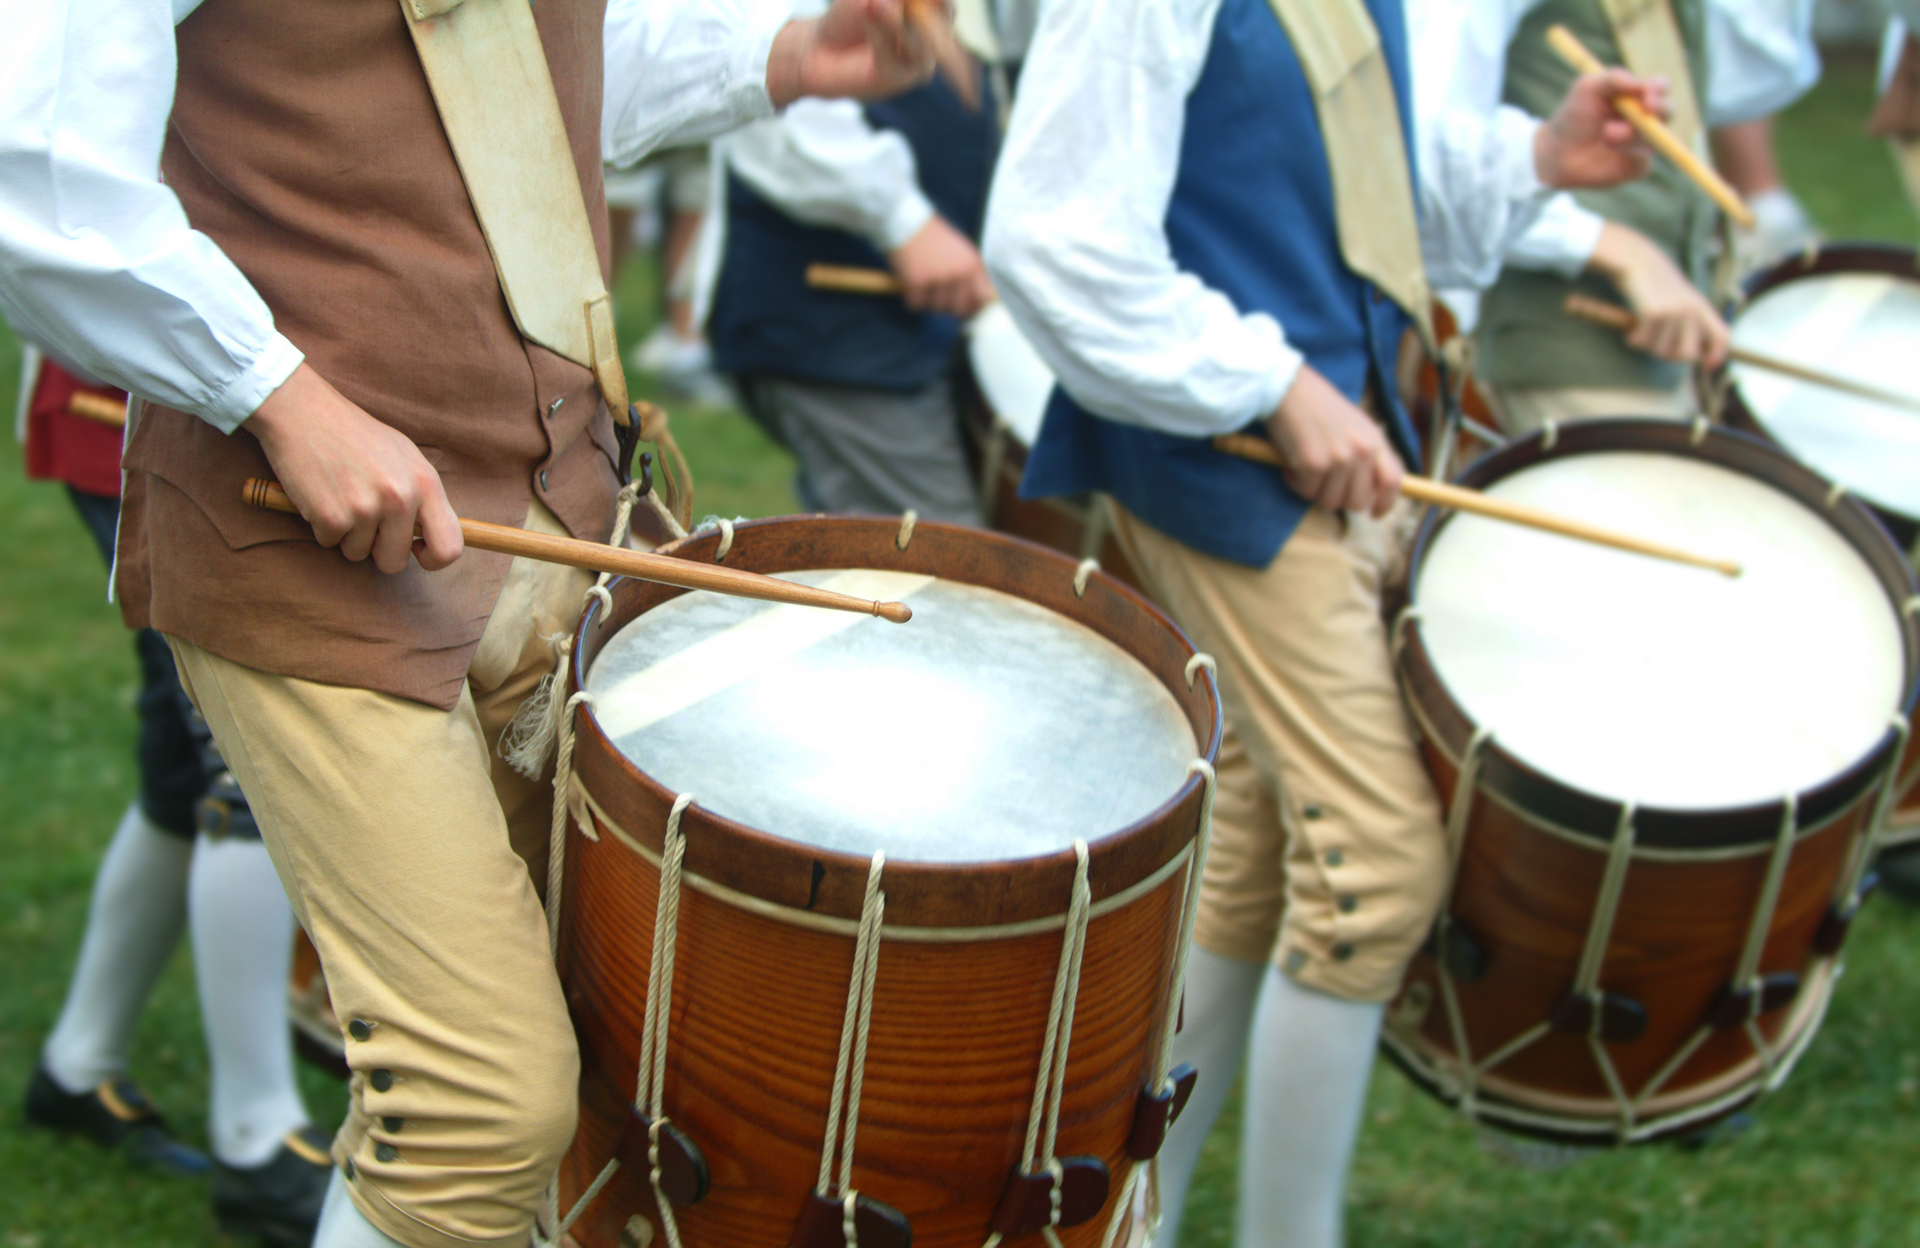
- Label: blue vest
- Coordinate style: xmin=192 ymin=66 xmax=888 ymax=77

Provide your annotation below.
xmin=1019 ymin=0 xmax=1421 ymax=568
xmin=709 ymin=72 xmax=999 ymax=392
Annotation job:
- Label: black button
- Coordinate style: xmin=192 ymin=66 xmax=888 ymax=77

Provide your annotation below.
xmin=1325 ymin=848 xmax=1345 ymax=867
xmin=348 ymin=1020 xmax=373 ymax=1042
xmin=1338 ymin=895 xmax=1358 ymax=914
xmin=1303 ymin=803 xmax=1325 ymax=820
xmin=369 ymin=1070 xmax=394 ymax=1093
xmin=344 ymin=1158 xmax=357 ymax=1180
xmin=383 ymin=1116 xmax=404 ymax=1133
xmin=539 ymin=469 xmax=551 ymax=490
xmin=375 ymin=1143 xmax=399 ymax=1163
xmin=1332 ymin=942 xmax=1355 ymax=961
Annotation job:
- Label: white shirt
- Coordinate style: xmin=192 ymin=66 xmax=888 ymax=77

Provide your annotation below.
xmin=0 ymin=0 xmax=790 ymax=435
xmin=1412 ymin=0 xmax=1820 ymax=283
xmin=981 ymin=0 xmax=1553 ymax=441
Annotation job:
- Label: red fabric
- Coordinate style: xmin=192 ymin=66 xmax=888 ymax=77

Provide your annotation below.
xmin=23 ymin=357 xmax=127 ymax=498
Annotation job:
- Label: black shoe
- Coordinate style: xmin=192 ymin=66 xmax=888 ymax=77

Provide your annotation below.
xmin=22 ymin=1063 xmax=211 ymax=1176
xmin=212 ymin=1126 xmax=334 ymax=1248
xmin=1876 ymin=844 xmax=1920 ymax=906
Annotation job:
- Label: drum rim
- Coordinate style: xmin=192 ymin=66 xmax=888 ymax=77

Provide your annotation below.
xmin=568 ymin=514 xmax=1224 ymax=929
xmin=1397 ymin=418 xmax=1920 ymax=850
xmin=1721 ymin=240 xmax=1920 ymax=534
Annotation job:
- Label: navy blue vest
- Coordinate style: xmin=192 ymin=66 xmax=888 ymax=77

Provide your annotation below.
xmin=1019 ymin=0 xmax=1421 ymax=568
xmin=709 ymin=71 xmax=998 ymax=392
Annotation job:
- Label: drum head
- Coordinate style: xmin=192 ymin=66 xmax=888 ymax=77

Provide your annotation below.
xmin=1414 ymin=449 xmax=1905 ymax=810
xmin=585 ymin=569 xmax=1197 ymax=862
xmin=1732 ymin=270 xmax=1920 ymax=520
xmin=966 ymin=303 xmax=1056 ymax=446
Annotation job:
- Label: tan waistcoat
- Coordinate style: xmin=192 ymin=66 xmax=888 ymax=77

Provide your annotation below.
xmin=116 ymin=0 xmax=620 ymax=710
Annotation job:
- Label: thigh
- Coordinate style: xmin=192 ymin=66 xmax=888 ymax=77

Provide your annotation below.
xmin=760 ymin=376 xmax=979 ymax=524
xmin=1113 ymin=505 xmax=1447 ymax=1002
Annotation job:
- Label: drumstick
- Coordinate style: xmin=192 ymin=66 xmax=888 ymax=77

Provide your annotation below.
xmin=68 ymin=393 xmax=129 ymax=428
xmin=241 ymin=479 xmax=914 ymax=623
xmin=1210 ymin=433 xmax=1741 ymax=578
xmin=1564 ymin=294 xmax=1920 ymax=414
xmin=1544 ymin=25 xmax=1756 ymax=231
xmin=807 ymin=264 xmax=905 ymax=295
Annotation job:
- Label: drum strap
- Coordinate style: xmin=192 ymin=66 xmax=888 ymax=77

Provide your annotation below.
xmin=396 ymin=0 xmax=643 ymax=436
xmin=1596 ymin=0 xmax=1703 ymax=154
xmin=1261 ymin=0 xmax=1435 ymax=350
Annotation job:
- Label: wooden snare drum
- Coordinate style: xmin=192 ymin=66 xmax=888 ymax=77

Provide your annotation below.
xmin=958 ymin=304 xmax=1145 ymax=592
xmin=1722 ymin=244 xmax=1920 ymax=845
xmin=1384 ymin=420 xmax=1918 ymax=1144
xmin=556 ymin=517 xmax=1221 ymax=1247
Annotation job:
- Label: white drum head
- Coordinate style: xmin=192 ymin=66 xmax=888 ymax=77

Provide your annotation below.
xmin=586 ymin=571 xmax=1197 ymax=862
xmin=1415 ymin=452 xmax=1905 ymax=810
xmin=1732 ymin=272 xmax=1920 ymax=520
xmin=967 ymin=302 xmax=1056 ymax=446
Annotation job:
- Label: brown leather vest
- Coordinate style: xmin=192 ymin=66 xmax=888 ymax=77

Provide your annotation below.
xmin=116 ymin=0 xmax=619 ymax=709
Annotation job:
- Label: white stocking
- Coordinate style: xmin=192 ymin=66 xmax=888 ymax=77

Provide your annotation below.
xmin=1149 ymin=949 xmax=1266 ymax=1248
xmin=42 ymin=803 xmax=192 ymax=1092
xmin=316 ymin=1169 xmax=408 ymax=1248
xmin=190 ymin=835 xmax=310 ymax=1168
xmin=1234 ymin=967 xmax=1384 ymax=1248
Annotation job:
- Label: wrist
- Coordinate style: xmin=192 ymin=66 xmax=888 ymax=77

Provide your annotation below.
xmin=765 ymin=18 xmax=814 ymax=109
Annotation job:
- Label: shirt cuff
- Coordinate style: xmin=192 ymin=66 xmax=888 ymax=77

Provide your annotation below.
xmin=199 ymin=333 xmax=305 ymax=435
xmin=875 ymin=189 xmax=936 ymax=254
xmin=735 ymin=0 xmax=790 ymax=123
xmin=1252 ymin=340 xmax=1306 ymax=429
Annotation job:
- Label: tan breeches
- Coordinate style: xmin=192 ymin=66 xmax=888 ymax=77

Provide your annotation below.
xmin=169 ymin=503 xmax=593 ymax=1248
xmin=1484 ymin=381 xmax=1696 ymax=437
xmin=1111 ymin=503 xmax=1447 ymax=1003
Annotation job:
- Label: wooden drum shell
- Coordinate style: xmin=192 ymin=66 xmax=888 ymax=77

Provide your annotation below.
xmin=1720 ymin=243 xmax=1920 ymax=846
xmin=1386 ymin=420 xmax=1919 ymax=1143
xmin=560 ymin=517 xmax=1222 ymax=1247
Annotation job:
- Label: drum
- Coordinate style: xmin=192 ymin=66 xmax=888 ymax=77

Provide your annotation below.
xmin=1722 ymin=244 xmax=1920 ymax=846
xmin=556 ymin=517 xmax=1221 ymax=1247
xmin=1384 ymin=420 xmax=1918 ymax=1144
xmin=957 ymin=304 xmax=1146 ymax=592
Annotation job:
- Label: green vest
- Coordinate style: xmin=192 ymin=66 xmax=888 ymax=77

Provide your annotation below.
xmin=1475 ymin=0 xmax=1714 ymax=391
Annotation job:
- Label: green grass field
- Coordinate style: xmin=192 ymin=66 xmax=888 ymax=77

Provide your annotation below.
xmin=4 ymin=62 xmax=1919 ymax=1248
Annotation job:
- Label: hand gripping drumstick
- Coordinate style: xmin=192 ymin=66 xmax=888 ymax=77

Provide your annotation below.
xmin=1209 ymin=434 xmax=1742 ymax=578
xmin=241 ymin=479 xmax=914 ymax=623
xmin=1545 ymin=25 xmax=1756 ymax=231
xmin=1564 ymin=293 xmax=1920 ymax=414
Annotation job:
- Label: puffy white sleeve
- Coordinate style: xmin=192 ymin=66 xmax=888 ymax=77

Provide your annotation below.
xmin=1407 ymin=0 xmax=1576 ymax=289
xmin=982 ymin=0 xmax=1300 ymax=440
xmin=0 ymin=0 xmax=302 ymax=433
xmin=602 ymin=0 xmax=795 ymax=169
xmin=1704 ymin=0 xmax=1820 ymax=127
xmin=726 ymin=101 xmax=934 ymax=253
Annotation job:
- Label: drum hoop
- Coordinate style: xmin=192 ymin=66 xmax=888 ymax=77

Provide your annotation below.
xmin=1397 ymin=418 xmax=1920 ymax=851
xmin=567 ymin=514 xmax=1224 ymax=929
xmin=570 ymin=778 xmax=1196 ymax=941
xmin=1721 ymin=241 xmax=1920 ymax=533
xmin=1378 ymin=955 xmax=1836 ymax=1145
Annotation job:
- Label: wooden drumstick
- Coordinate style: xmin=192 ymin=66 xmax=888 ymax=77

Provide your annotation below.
xmin=241 ymin=479 xmax=914 ymax=623
xmin=1210 ymin=433 xmax=1742 ymax=578
xmin=1545 ymin=25 xmax=1756 ymax=231
xmin=68 ymin=393 xmax=129 ymax=428
xmin=807 ymin=264 xmax=905 ymax=295
xmin=1564 ymin=293 xmax=1920 ymax=414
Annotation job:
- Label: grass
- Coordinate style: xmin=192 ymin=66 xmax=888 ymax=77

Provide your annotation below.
xmin=2 ymin=62 xmax=1917 ymax=1248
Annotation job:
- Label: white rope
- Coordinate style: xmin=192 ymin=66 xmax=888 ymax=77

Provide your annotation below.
xmin=985 ymin=840 xmax=1094 ymax=1248
xmin=545 ymin=688 xmax=594 ymax=960
xmin=1826 ymin=481 xmax=1847 ymax=509
xmin=816 ymin=853 xmax=888 ymax=1201
xmin=1841 ymin=714 xmax=1914 ymax=909
xmin=896 ymin=510 xmax=918 ymax=551
xmin=1183 ymin=653 xmax=1216 ymax=690
xmin=713 ymin=517 xmax=734 ymax=561
xmin=551 ymin=792 xmax=696 ymax=1248
xmin=1688 ymin=416 xmax=1710 ymax=446
xmin=585 ymin=583 xmax=614 ymax=617
xmin=1073 ymin=559 xmax=1100 ymax=598
xmin=1573 ymin=804 xmax=1637 ymax=999
xmin=1540 ymin=419 xmax=1559 ymax=451
xmin=1431 ymin=730 xmax=1490 ymax=1116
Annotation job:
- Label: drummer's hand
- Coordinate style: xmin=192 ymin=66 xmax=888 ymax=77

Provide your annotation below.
xmin=244 ymin=363 xmax=464 ymax=575
xmin=766 ymin=0 xmax=939 ymax=107
xmin=890 ymin=214 xmax=995 ymax=319
xmin=1588 ymin=221 xmax=1730 ymax=368
xmin=1535 ymin=68 xmax=1666 ymax=189
xmin=1265 ymin=366 xmax=1404 ymax=519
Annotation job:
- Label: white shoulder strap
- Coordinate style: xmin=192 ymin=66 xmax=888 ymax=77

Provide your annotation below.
xmin=399 ymin=0 xmax=632 ymax=424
